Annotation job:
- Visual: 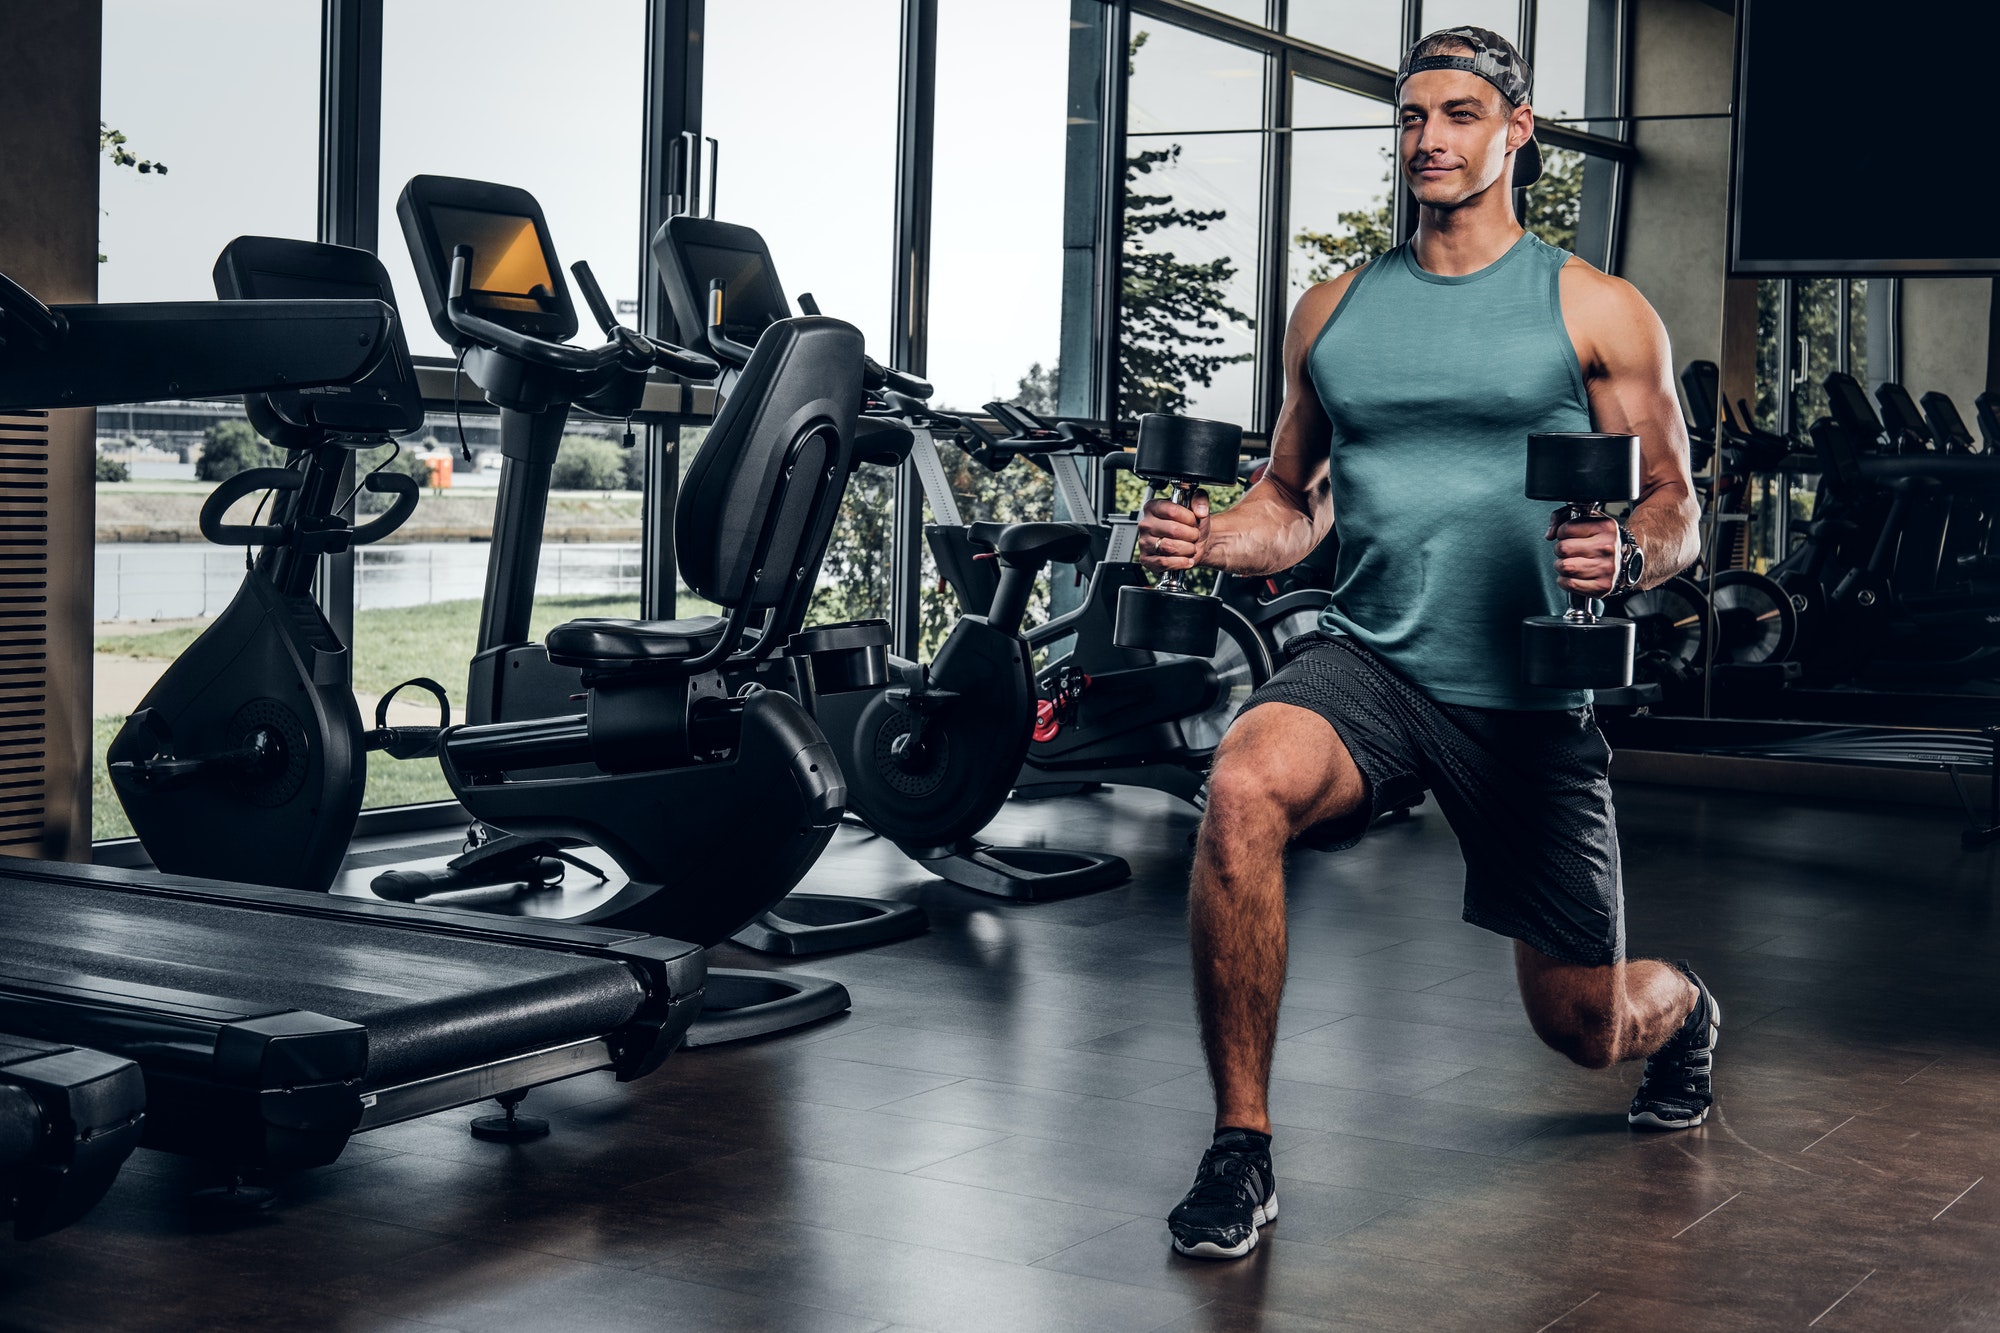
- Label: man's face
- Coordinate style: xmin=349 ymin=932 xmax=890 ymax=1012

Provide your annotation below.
xmin=1397 ymin=65 xmax=1532 ymax=209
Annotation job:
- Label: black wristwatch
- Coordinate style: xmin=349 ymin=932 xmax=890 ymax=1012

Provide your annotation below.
xmin=1612 ymin=523 xmax=1645 ymax=595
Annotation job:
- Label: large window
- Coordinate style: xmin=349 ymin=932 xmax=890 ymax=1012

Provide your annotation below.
xmin=1288 ymin=2 xmax=1403 ymax=69
xmin=1122 ymin=22 xmax=1266 ymax=422
xmin=1288 ymin=77 xmax=1394 ymax=298
xmin=360 ymin=0 xmax=649 ymax=808
xmin=92 ymin=0 xmax=321 ymax=840
xmin=705 ymin=0 xmax=902 ymax=630
xmin=87 ymin=0 xmax=1635 ymax=838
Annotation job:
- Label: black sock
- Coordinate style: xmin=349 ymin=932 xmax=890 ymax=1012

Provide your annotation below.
xmin=1214 ymin=1126 xmax=1272 ymax=1153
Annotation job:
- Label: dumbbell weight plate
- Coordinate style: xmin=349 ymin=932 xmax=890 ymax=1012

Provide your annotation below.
xmin=1522 ymin=614 xmax=1636 ymax=690
xmin=1134 ymin=413 xmax=1244 ymax=487
xmin=1525 ymin=432 xmax=1642 ymax=504
xmin=1114 ymin=583 xmax=1222 ymax=656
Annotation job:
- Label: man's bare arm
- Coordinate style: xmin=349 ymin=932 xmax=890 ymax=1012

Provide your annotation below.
xmin=1554 ymin=264 xmax=1702 ymax=596
xmin=1136 ymin=273 xmax=1348 ymax=577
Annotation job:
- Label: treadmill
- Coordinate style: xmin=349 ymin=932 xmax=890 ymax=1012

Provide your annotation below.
xmin=0 ymin=859 xmax=700 ymax=1170
xmin=1 ymin=1031 xmax=144 ymax=1238
xmin=0 ymin=265 xmax=704 ymax=1178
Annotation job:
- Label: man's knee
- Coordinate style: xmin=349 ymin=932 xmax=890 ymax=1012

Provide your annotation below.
xmin=1198 ymin=761 xmax=1294 ymax=874
xmin=1201 ymin=705 xmax=1364 ymax=854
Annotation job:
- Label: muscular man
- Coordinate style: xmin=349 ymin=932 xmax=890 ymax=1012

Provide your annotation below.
xmin=1145 ymin=27 xmax=1721 ymax=1261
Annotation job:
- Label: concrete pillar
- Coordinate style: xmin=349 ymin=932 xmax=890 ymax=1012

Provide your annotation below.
xmin=0 ymin=1 xmax=103 ymax=860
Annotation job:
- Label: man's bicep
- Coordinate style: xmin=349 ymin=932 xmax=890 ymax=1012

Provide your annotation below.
xmin=1265 ymin=283 xmax=1342 ymax=495
xmin=1587 ymin=285 xmax=1692 ymax=492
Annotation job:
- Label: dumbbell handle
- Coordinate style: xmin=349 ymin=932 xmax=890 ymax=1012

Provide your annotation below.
xmin=1146 ymin=481 xmax=1201 ymax=593
xmin=1553 ymin=500 xmax=1610 ymax=625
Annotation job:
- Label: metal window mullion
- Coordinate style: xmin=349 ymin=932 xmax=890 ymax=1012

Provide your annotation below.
xmin=1255 ymin=46 xmax=1291 ymax=434
xmin=638 ymin=0 xmax=703 ymax=620
xmin=317 ymin=0 xmax=383 ymax=647
xmin=889 ymin=0 xmax=938 ymax=659
xmin=1095 ymin=0 xmax=1132 ymax=422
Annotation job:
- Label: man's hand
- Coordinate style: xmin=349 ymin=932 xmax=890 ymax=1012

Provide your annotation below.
xmin=1136 ymin=491 xmax=1212 ymax=574
xmin=1547 ymin=508 xmax=1620 ymax=597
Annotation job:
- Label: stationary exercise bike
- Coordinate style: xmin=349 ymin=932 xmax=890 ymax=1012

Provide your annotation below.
xmin=957 ymin=408 xmax=1274 ymax=805
xmin=367 ymin=175 xmax=914 ymax=1042
xmin=653 ymin=216 xmax=1128 ymax=899
xmin=106 ymin=236 xmax=448 ymax=893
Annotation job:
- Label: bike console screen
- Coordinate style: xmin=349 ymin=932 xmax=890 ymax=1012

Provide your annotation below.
xmin=397 ymin=175 xmax=578 ymax=347
xmin=214 ymin=235 xmax=424 ymax=436
xmin=430 ymin=206 xmax=558 ymax=316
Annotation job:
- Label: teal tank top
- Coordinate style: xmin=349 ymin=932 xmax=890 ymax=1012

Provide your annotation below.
xmin=1309 ymin=232 xmax=1593 ymax=710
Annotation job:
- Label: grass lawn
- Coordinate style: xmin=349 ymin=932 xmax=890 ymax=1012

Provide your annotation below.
xmin=91 ymin=590 xmax=724 ymax=841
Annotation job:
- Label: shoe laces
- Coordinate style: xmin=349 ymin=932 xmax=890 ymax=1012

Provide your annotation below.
xmin=1184 ymin=1147 xmax=1265 ymax=1209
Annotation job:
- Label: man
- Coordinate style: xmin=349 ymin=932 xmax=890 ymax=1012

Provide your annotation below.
xmin=1139 ymin=27 xmax=1720 ymax=1262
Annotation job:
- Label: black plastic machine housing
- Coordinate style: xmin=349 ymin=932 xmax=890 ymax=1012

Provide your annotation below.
xmin=0 ymin=1032 xmax=144 ymax=1239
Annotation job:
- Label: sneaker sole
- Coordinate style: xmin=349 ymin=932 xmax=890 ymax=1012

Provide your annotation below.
xmin=1171 ymin=1191 xmax=1278 ymax=1260
xmin=1628 ymin=987 xmax=1722 ymax=1131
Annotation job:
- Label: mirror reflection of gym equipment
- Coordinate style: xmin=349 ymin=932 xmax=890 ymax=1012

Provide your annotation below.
xmin=3 ymin=0 xmax=1997 ymax=1328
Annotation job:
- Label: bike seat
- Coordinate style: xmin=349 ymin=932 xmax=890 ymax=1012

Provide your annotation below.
xmin=545 ymin=616 xmax=729 ymax=669
xmin=967 ymin=521 xmax=1093 ymax=568
xmin=854 ymin=416 xmax=916 ymax=466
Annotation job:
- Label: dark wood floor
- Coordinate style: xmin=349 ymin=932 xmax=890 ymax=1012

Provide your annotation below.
xmin=6 ymin=781 xmax=2000 ymax=1332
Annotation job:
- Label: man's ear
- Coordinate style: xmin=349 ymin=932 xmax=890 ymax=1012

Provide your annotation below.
xmin=1508 ymin=103 xmax=1536 ymax=154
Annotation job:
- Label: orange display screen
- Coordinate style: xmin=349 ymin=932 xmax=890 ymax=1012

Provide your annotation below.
xmin=431 ymin=205 xmax=555 ymax=312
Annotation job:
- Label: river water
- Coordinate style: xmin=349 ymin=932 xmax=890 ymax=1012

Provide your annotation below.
xmin=94 ymin=541 xmax=641 ymax=622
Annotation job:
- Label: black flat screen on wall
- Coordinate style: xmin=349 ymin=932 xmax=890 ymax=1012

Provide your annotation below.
xmin=1731 ymin=0 xmax=1995 ymax=275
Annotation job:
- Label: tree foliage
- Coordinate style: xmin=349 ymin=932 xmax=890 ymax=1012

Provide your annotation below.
xmin=95 ymin=454 xmax=130 ymax=483
xmin=195 ymin=419 xmax=279 ymax=482
xmin=1119 ymin=143 xmax=1255 ymax=417
xmin=98 ymin=123 xmax=166 ymax=265
xmin=551 ymin=433 xmax=626 ymax=491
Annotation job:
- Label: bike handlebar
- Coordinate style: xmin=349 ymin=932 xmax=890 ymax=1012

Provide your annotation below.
xmin=448 ymin=246 xmax=717 ymax=382
xmin=0 ymin=272 xmax=68 ymax=348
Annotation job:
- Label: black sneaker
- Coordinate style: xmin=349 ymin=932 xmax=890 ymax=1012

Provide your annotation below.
xmin=1167 ymin=1129 xmax=1278 ymax=1260
xmin=1629 ymin=962 xmax=1721 ymax=1130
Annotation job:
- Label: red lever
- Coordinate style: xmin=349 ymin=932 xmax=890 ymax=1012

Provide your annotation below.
xmin=1032 ymin=698 xmax=1059 ymax=744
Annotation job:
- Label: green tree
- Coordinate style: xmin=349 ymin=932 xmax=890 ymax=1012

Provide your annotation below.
xmin=1012 ymin=361 xmax=1061 ymax=417
xmin=1120 ymin=143 xmax=1256 ymax=417
xmin=98 ymin=124 xmax=167 ymax=265
xmin=195 ymin=419 xmax=279 ymax=482
xmin=550 ymin=433 xmax=625 ymax=490
xmin=95 ymin=453 xmax=130 ymax=483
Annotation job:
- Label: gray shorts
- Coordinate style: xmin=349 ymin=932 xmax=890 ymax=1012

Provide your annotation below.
xmin=1240 ymin=632 xmax=1624 ymax=967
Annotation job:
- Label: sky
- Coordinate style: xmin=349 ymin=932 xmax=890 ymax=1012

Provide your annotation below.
xmin=97 ymin=0 xmax=1589 ymax=426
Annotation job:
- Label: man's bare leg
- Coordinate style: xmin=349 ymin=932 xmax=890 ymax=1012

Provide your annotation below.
xmin=1191 ymin=703 xmax=1368 ymax=1133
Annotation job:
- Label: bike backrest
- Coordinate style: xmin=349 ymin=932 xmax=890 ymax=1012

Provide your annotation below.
xmin=1823 ymin=372 xmax=1886 ymax=449
xmin=213 ymin=236 xmax=425 ymax=441
xmin=1874 ymin=382 xmax=1932 ymax=449
xmin=1977 ymin=392 xmax=2000 ymax=452
xmin=652 ymin=216 xmax=792 ymax=353
xmin=1921 ymin=391 xmax=1976 ymax=454
xmin=1680 ymin=360 xmax=1719 ymax=434
xmin=676 ymin=315 xmax=864 ymax=610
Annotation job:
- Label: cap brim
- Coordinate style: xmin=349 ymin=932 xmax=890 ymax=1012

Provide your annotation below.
xmin=1514 ymin=135 xmax=1544 ymax=188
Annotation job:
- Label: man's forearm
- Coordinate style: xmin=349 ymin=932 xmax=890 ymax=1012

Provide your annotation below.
xmin=1202 ymin=481 xmax=1328 ymax=577
xmin=1624 ymin=483 xmax=1701 ymax=589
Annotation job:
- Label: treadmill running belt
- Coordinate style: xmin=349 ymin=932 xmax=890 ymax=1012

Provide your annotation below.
xmin=0 ymin=880 xmax=645 ymax=1086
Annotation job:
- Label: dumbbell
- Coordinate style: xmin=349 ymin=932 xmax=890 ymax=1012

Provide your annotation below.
xmin=1113 ymin=413 xmax=1244 ymax=656
xmin=1521 ymin=431 xmax=1641 ymax=690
